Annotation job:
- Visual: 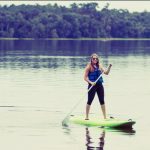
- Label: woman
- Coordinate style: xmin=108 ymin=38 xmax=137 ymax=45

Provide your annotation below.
xmin=84 ymin=53 xmax=112 ymax=120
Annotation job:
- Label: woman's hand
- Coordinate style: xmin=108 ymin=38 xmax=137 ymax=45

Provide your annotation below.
xmin=109 ymin=64 xmax=112 ymax=68
xmin=103 ymin=64 xmax=112 ymax=75
xmin=90 ymin=81 xmax=96 ymax=86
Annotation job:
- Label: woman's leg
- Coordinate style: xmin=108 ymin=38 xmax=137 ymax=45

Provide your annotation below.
xmin=85 ymin=85 xmax=96 ymax=120
xmin=97 ymin=84 xmax=106 ymax=119
xmin=85 ymin=104 xmax=90 ymax=120
xmin=101 ymin=104 xmax=106 ymax=119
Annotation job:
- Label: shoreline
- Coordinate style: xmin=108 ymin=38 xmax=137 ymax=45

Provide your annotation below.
xmin=0 ymin=38 xmax=150 ymax=41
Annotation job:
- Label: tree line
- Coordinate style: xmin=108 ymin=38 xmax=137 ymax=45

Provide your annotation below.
xmin=0 ymin=3 xmax=150 ymax=38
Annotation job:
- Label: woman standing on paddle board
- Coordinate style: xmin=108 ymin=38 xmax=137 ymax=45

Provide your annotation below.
xmin=84 ymin=53 xmax=112 ymax=120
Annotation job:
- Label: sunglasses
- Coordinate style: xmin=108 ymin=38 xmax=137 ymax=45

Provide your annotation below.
xmin=92 ymin=57 xmax=98 ymax=60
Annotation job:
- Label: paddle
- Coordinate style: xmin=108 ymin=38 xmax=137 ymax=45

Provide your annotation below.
xmin=62 ymin=72 xmax=104 ymax=126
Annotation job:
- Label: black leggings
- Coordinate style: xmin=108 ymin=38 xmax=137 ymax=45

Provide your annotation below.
xmin=87 ymin=83 xmax=104 ymax=105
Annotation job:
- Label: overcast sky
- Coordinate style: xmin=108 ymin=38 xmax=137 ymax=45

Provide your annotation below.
xmin=0 ymin=1 xmax=150 ymax=12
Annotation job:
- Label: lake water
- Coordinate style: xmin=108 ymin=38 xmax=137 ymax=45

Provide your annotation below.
xmin=0 ymin=39 xmax=150 ymax=150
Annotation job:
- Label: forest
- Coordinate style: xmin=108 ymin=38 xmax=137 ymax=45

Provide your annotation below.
xmin=0 ymin=3 xmax=150 ymax=38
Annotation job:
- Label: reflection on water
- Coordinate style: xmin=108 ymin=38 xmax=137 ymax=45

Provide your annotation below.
xmin=0 ymin=55 xmax=88 ymax=70
xmin=0 ymin=40 xmax=150 ymax=71
xmin=0 ymin=40 xmax=150 ymax=57
xmin=86 ymin=127 xmax=105 ymax=150
xmin=85 ymin=127 xmax=136 ymax=150
xmin=62 ymin=125 xmax=136 ymax=150
xmin=104 ymin=127 xmax=136 ymax=135
xmin=62 ymin=126 xmax=72 ymax=135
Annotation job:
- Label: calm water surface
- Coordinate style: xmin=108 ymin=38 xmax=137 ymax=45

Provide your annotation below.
xmin=0 ymin=40 xmax=150 ymax=150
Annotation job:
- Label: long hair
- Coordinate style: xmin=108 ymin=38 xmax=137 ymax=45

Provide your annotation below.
xmin=90 ymin=53 xmax=100 ymax=72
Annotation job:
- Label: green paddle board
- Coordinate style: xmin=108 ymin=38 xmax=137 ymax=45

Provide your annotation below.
xmin=70 ymin=115 xmax=136 ymax=129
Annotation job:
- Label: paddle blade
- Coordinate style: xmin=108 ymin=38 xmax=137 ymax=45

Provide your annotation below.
xmin=62 ymin=116 xmax=70 ymax=127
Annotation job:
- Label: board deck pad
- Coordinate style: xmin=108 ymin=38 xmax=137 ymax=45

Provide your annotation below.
xmin=70 ymin=115 xmax=136 ymax=129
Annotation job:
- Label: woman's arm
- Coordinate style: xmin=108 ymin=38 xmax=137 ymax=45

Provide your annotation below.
xmin=84 ymin=64 xmax=94 ymax=85
xmin=84 ymin=64 xmax=91 ymax=84
xmin=99 ymin=63 xmax=112 ymax=75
